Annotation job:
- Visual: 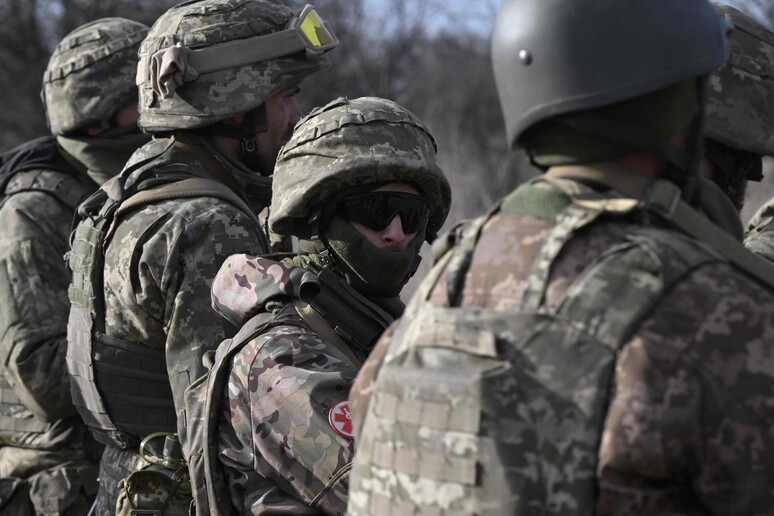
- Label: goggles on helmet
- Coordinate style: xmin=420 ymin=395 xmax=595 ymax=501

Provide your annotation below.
xmin=336 ymin=191 xmax=431 ymax=234
xmin=150 ymin=4 xmax=337 ymax=80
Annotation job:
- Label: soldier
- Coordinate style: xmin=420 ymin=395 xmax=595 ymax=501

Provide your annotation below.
xmin=64 ymin=1 xmax=337 ymax=514
xmin=698 ymin=4 xmax=773 ymax=240
xmin=348 ymin=0 xmax=774 ymax=514
xmin=720 ymin=6 xmax=774 ymax=260
xmin=0 ymin=18 xmax=149 ymax=515
xmin=195 ymin=97 xmax=450 ymax=514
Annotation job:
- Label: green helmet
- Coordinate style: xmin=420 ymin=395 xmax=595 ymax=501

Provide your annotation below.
xmin=492 ymin=0 xmax=731 ymax=150
xmin=41 ymin=18 xmax=148 ymax=136
xmin=270 ymin=96 xmax=452 ymax=242
xmin=137 ymin=0 xmax=335 ymax=132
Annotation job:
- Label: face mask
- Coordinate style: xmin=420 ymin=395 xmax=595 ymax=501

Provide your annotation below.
xmin=322 ymin=216 xmax=424 ymax=297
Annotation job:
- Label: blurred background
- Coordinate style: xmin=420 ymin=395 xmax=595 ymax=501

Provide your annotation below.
xmin=1 ymin=0 xmax=772 ymax=292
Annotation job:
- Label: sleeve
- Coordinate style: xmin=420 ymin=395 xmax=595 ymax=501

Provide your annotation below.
xmin=161 ymin=204 xmax=271 ymax=439
xmin=220 ymin=325 xmax=357 ymax=516
xmin=596 ymin=263 xmax=774 ymax=515
xmin=0 ymin=192 xmax=76 ymax=421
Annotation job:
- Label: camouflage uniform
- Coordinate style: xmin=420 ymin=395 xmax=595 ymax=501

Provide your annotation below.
xmin=210 ymin=97 xmax=451 ymax=514
xmin=0 ymin=18 xmax=148 ymax=515
xmin=349 ymin=1 xmax=774 ymax=514
xmin=64 ymin=2 xmax=333 ymax=514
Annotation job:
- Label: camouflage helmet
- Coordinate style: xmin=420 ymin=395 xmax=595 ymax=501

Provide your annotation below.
xmin=707 ymin=4 xmax=774 ymax=156
xmin=270 ymin=96 xmax=452 ymax=241
xmin=136 ymin=0 xmax=333 ymax=132
xmin=41 ymin=18 xmax=148 ymax=136
xmin=492 ymin=0 xmax=731 ymax=149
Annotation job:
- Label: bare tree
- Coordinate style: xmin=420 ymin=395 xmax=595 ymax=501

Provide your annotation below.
xmin=0 ymin=0 xmax=176 ymax=150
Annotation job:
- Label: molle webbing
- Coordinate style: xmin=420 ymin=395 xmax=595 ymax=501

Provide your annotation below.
xmin=91 ymin=335 xmax=176 ymax=438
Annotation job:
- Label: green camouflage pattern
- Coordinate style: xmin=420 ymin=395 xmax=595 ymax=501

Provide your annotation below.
xmin=0 ymin=164 xmax=107 ymax=514
xmin=349 ymin=170 xmax=774 ymax=515
xmin=42 ymin=18 xmax=148 ymax=135
xmin=0 ymin=455 xmax=96 ymax=516
xmin=115 ymin=464 xmax=192 ymax=516
xmin=137 ymin=0 xmax=330 ymax=132
xmin=213 ymin=254 xmax=357 ymax=514
xmin=270 ymin=96 xmax=452 ymax=241
xmin=68 ymin=136 xmax=271 ymax=513
xmin=707 ymin=4 xmax=774 ymax=155
xmin=0 ymin=170 xmax=96 ymax=430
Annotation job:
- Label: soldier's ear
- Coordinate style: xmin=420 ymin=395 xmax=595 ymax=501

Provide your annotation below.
xmin=85 ymin=120 xmax=110 ymax=137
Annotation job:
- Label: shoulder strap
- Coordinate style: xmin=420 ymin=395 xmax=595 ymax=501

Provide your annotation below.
xmin=543 ymin=165 xmax=774 ymax=290
xmin=116 ymin=177 xmax=260 ymax=228
xmin=292 ymin=300 xmax=363 ymax=368
xmin=3 ymin=169 xmax=91 ymax=209
xmin=105 ymin=176 xmax=267 ymax=249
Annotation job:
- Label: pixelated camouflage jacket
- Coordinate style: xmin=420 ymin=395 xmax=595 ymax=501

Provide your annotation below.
xmin=745 ymin=195 xmax=774 ymax=263
xmin=349 ymin=164 xmax=774 ymax=516
xmin=86 ymin=135 xmax=271 ymax=444
xmin=211 ymin=253 xmax=373 ymax=515
xmin=0 ymin=136 xmax=119 ymax=451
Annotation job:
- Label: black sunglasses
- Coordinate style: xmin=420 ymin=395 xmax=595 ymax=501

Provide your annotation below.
xmin=336 ymin=191 xmax=431 ymax=234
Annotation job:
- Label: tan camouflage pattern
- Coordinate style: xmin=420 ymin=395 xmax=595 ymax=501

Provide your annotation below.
xmin=137 ymin=0 xmax=330 ymax=132
xmin=707 ymin=4 xmax=774 ymax=155
xmin=42 ymin=18 xmax=148 ymax=135
xmin=0 ymin=166 xmax=103 ymax=514
xmin=349 ymin=174 xmax=774 ymax=515
xmin=82 ymin=136 xmax=271 ymax=512
xmin=213 ymin=255 xmax=358 ymax=514
xmin=270 ymin=97 xmax=452 ymax=241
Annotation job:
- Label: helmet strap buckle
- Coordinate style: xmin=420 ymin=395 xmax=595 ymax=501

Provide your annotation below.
xmin=240 ymin=135 xmax=258 ymax=153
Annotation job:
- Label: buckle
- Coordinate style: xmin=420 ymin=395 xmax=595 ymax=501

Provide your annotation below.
xmin=643 ymin=180 xmax=681 ymax=219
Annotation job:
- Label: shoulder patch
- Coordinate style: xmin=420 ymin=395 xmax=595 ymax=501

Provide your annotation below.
xmin=328 ymin=400 xmax=353 ymax=439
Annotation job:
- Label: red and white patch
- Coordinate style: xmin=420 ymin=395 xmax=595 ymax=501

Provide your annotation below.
xmin=328 ymin=400 xmax=354 ymax=439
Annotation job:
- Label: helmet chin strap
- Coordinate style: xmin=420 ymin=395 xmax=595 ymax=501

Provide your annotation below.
xmin=199 ymin=103 xmax=268 ymax=173
xmin=239 ymin=103 xmax=268 ymax=172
